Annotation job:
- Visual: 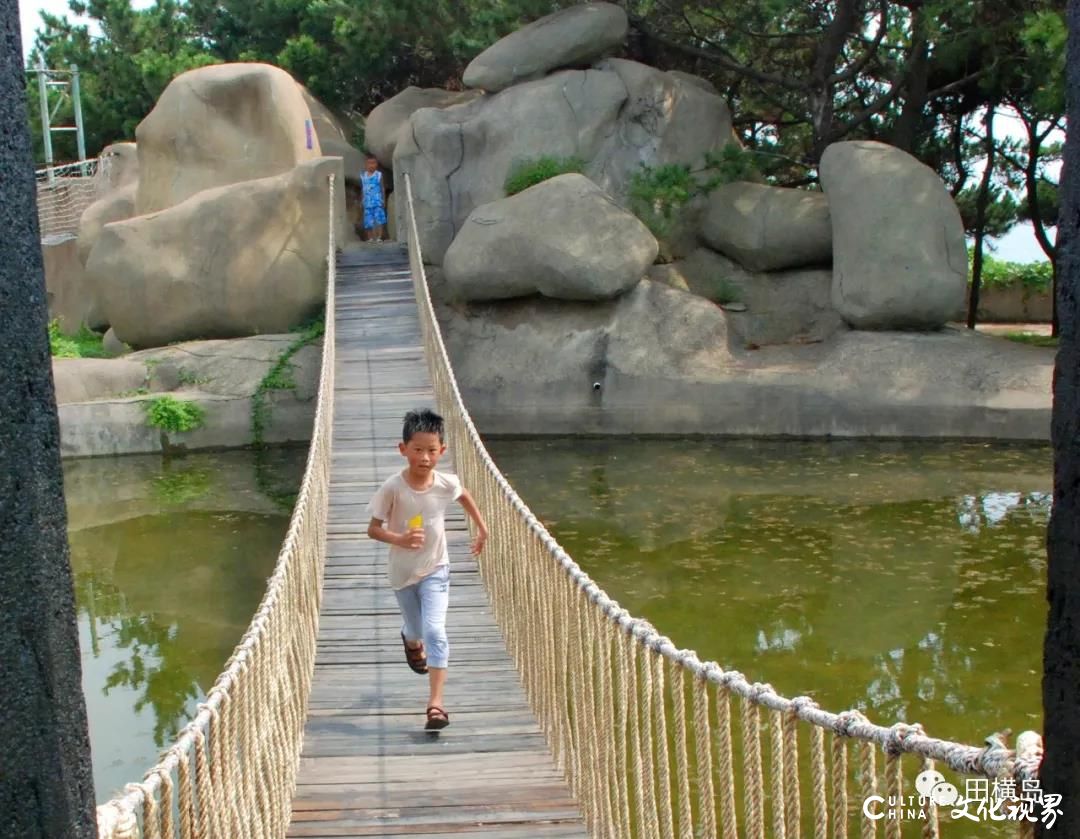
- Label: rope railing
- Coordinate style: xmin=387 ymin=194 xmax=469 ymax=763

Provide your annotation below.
xmin=401 ymin=174 xmax=1045 ymax=839
xmin=93 ymin=173 xmax=338 ymax=839
xmin=36 ymin=158 xmax=104 ymax=240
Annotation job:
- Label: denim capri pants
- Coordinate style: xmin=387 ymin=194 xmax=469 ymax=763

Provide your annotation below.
xmin=394 ymin=564 xmax=450 ymax=668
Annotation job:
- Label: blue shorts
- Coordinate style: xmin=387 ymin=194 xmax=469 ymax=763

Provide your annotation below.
xmin=364 ymin=205 xmax=387 ymax=229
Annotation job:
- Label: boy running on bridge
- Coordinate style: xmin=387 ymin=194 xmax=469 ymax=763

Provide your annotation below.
xmin=366 ymin=408 xmax=488 ymax=730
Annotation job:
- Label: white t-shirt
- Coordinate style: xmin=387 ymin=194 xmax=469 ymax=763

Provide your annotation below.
xmin=366 ymin=468 xmax=463 ymax=589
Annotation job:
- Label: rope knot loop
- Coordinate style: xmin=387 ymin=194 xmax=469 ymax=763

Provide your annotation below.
xmin=884 ymin=721 xmax=924 ymax=755
xmin=834 ymin=709 xmax=870 ymax=738
xmin=789 ymin=695 xmax=818 ymax=720
xmin=749 ymin=681 xmax=774 ymax=704
xmin=701 ymin=661 xmax=724 ymax=684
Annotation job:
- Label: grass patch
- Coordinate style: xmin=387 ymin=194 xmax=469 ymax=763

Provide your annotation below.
xmin=1003 ymin=332 xmax=1058 ymax=348
xmin=251 ymin=316 xmax=325 ymax=447
xmin=504 ymin=156 xmax=585 ymax=196
xmin=177 ymin=368 xmax=211 ymax=387
xmin=144 ymin=396 xmax=205 ymax=434
xmin=49 ymin=320 xmax=108 ymax=358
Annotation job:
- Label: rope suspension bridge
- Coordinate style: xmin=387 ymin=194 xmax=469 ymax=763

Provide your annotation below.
xmin=43 ymin=165 xmax=1044 ymax=838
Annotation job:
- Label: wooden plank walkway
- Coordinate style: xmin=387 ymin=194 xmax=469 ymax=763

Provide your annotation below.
xmin=287 ymin=244 xmax=586 ymax=838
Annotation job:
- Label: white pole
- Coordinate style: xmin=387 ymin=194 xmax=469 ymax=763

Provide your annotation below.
xmin=36 ymin=57 xmax=55 ymax=183
xmin=71 ymin=64 xmax=87 ymax=173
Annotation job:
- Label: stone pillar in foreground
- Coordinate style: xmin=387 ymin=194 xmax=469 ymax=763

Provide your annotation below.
xmin=1041 ymin=1 xmax=1080 ymax=835
xmin=0 ymin=7 xmax=97 ymax=838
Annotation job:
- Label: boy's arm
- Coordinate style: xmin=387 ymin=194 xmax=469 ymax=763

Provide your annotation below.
xmin=457 ymin=489 xmax=488 ymax=555
xmin=367 ymin=516 xmax=424 ymax=549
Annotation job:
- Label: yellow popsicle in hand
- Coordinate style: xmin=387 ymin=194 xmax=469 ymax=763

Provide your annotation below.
xmin=407 ymin=514 xmax=423 ymax=530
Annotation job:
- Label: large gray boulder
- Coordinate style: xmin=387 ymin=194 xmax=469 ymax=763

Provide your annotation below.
xmin=394 ymin=69 xmax=627 ymax=262
xmin=365 ymin=87 xmax=477 ymax=169
xmin=86 ymin=157 xmax=344 ymax=348
xmin=443 ymin=173 xmax=657 ymax=301
xmin=680 ymin=247 xmax=844 ymax=346
xmin=135 ymin=63 xmax=322 ymax=215
xmin=820 ymin=141 xmax=967 ymax=329
xmin=700 ymin=182 xmax=832 ymax=272
xmin=463 ymin=2 xmax=628 ymax=92
xmin=77 ymin=183 xmax=136 ymax=267
xmin=589 ymin=59 xmax=735 ymax=199
xmin=98 ymin=142 xmax=139 ymax=190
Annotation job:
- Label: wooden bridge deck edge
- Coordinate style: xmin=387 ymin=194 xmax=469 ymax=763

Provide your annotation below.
xmin=287 ymin=244 xmax=587 ymax=838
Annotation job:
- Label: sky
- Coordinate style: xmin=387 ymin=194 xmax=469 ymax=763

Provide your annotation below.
xmin=17 ymin=0 xmax=1057 ymax=263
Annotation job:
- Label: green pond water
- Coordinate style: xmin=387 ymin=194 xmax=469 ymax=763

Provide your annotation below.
xmin=65 ymin=448 xmax=305 ymax=803
xmin=485 ymin=437 xmax=1050 ymax=758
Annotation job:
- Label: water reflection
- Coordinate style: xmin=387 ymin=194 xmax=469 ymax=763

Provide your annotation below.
xmin=65 ymin=449 xmax=304 ymax=801
xmin=486 ymin=438 xmax=1049 ymax=746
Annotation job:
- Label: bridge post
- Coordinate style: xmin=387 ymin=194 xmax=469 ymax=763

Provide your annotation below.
xmin=0 ymin=8 xmax=97 ymax=838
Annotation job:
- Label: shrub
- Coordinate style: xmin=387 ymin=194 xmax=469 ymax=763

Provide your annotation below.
xmin=49 ymin=320 xmax=108 ymax=358
xmin=971 ymin=254 xmax=1052 ymax=293
xmin=628 ymin=163 xmax=696 ymax=236
xmin=628 ymin=146 xmax=763 ymax=237
xmin=144 ymin=396 xmax=205 ymax=433
xmin=504 ymin=156 xmax=585 ymax=196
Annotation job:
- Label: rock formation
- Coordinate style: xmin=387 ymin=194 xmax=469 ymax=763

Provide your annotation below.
xmin=74 ymin=63 xmax=352 ymax=348
xmin=443 ymin=174 xmax=657 ymax=301
xmin=820 ymin=140 xmax=967 ymax=329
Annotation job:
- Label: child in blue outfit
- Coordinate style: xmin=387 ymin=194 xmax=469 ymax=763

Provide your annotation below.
xmin=359 ymin=153 xmax=387 ymax=241
xmin=366 ymin=408 xmax=488 ymax=730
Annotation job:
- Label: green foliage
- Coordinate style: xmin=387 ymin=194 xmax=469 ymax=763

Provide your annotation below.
xmin=144 ymin=396 xmax=205 ymax=434
xmin=503 ymin=156 xmax=584 ymax=196
xmin=703 ymin=145 xmax=763 ymax=185
xmin=177 ymin=368 xmax=211 ymax=386
xmin=955 ymin=186 xmax=1022 ymax=238
xmin=1002 ymin=332 xmax=1057 ymax=348
xmin=970 ymin=254 xmax=1052 ymax=292
xmin=251 ymin=316 xmax=325 ymax=447
xmin=628 ymin=164 xmax=696 ymax=237
xmin=49 ymin=320 xmax=107 ymax=358
xmin=628 ymin=147 xmax=763 ymax=236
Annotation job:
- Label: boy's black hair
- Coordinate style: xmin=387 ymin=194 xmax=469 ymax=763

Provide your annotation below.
xmin=403 ymin=408 xmax=445 ymax=443
xmin=364 ymin=152 xmax=378 ymax=160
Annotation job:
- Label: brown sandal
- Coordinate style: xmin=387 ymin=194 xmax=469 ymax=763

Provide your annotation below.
xmin=401 ymin=632 xmax=428 ymax=674
xmin=425 ymin=705 xmax=449 ymax=731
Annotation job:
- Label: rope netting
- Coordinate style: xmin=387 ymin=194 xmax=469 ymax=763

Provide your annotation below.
xmin=93 ymin=173 xmax=337 ymax=839
xmin=401 ymin=175 xmax=1045 ymax=839
xmin=36 ymin=158 xmax=105 ymax=241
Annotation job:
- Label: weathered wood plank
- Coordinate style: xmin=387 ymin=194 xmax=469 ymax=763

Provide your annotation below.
xmin=287 ymin=244 xmax=585 ymax=838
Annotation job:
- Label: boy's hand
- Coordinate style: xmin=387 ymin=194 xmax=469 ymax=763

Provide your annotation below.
xmin=471 ymin=529 xmax=488 ymax=556
xmin=399 ymin=528 xmax=425 ymax=550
